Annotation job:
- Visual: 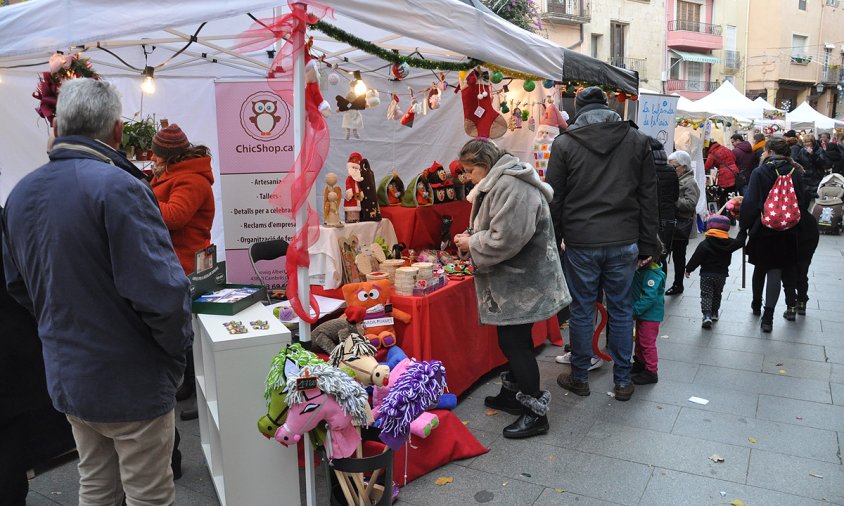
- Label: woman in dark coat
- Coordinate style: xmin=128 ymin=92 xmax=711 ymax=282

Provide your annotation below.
xmin=740 ymin=138 xmax=806 ymax=332
xmin=650 ymin=137 xmax=679 ymax=273
xmin=665 ymin=150 xmax=700 ymax=295
xmin=792 ymin=134 xmax=831 ymax=202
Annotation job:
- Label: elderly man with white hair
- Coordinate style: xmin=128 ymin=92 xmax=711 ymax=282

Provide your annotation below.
xmin=665 ymin=150 xmax=701 ymax=295
xmin=3 ymin=78 xmax=192 ymax=505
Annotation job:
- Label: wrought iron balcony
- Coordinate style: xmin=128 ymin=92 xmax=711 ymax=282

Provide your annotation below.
xmin=723 ymin=50 xmax=741 ymax=71
xmin=668 ymin=20 xmax=722 ymax=35
xmin=822 ymin=66 xmax=842 ymax=83
xmin=665 ymin=79 xmax=720 ymax=92
xmin=607 ymin=57 xmax=647 ymax=79
xmin=542 ymin=0 xmax=591 ymax=25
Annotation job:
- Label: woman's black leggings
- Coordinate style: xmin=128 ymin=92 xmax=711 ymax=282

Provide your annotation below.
xmin=497 ymin=323 xmax=540 ymax=397
xmin=671 ymin=239 xmax=689 ymax=287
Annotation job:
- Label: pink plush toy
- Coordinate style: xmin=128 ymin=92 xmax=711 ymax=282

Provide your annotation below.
xmin=275 ymin=364 xmax=370 ymax=459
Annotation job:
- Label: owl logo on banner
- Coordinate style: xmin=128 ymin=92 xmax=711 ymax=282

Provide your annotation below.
xmin=240 ymin=91 xmax=290 ymax=141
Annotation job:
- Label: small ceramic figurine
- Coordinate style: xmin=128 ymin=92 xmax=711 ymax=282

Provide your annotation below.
xmin=358 ymin=158 xmax=381 ymax=222
xmin=324 ymin=172 xmax=343 ymax=227
xmin=344 ymin=153 xmax=364 ymax=223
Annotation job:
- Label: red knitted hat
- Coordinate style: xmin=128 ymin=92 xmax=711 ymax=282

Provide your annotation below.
xmin=152 ymin=124 xmax=190 ymax=158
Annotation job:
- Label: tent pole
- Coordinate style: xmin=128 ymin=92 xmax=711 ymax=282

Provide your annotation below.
xmin=292 ymin=4 xmax=311 ymax=346
xmin=292 ymin=4 xmax=315 ymax=504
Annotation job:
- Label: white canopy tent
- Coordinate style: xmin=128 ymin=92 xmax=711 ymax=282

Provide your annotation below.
xmin=675 ymin=81 xmax=757 ymax=124
xmin=753 ymin=96 xmax=782 ymax=112
xmin=787 ymin=101 xmax=844 ymax=131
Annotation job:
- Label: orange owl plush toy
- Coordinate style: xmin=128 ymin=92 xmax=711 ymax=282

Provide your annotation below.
xmin=341 ymin=279 xmax=411 ymax=351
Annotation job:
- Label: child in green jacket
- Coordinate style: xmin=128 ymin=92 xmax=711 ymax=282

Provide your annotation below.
xmin=630 ymin=261 xmax=666 ymax=385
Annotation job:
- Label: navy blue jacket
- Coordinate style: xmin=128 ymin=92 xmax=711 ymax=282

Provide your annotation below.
xmin=2 ymin=136 xmax=193 ymax=423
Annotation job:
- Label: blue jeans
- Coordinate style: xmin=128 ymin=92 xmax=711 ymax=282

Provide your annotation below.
xmin=563 ymin=244 xmax=639 ymax=385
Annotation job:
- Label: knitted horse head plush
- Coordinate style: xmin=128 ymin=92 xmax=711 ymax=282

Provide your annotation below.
xmin=330 ymin=332 xmax=390 ymax=387
xmin=258 ymin=344 xmax=326 ymax=441
xmin=375 ymin=359 xmax=447 ymax=450
xmin=276 ymin=363 xmax=370 ymax=459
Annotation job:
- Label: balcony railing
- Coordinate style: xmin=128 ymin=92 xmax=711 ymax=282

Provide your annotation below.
xmin=822 ymin=67 xmax=842 ymax=83
xmin=668 ymin=19 xmax=722 ymax=35
xmin=543 ymin=0 xmax=591 ymax=24
xmin=724 ymin=50 xmax=741 ymax=70
xmin=607 ymin=57 xmax=647 ymax=79
xmin=665 ymin=79 xmax=720 ymax=92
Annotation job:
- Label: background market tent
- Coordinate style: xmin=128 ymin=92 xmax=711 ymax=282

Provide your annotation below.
xmin=676 ymin=80 xmax=759 ymax=123
xmin=787 ymin=101 xmax=844 ymax=131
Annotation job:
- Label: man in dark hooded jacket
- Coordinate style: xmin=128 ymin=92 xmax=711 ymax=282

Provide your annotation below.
xmin=546 ymin=87 xmax=659 ymax=402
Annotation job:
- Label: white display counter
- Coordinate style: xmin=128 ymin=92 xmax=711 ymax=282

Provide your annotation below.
xmin=192 ymin=302 xmax=300 ymax=506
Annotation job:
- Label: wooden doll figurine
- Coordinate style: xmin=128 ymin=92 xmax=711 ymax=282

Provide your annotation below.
xmin=324 ymin=172 xmax=343 ymax=227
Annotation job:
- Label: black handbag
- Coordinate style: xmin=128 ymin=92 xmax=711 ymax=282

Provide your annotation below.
xmin=674 ymin=217 xmax=694 ymax=240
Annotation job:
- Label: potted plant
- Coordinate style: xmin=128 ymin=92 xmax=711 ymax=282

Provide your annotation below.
xmin=121 ymin=114 xmax=157 ymax=160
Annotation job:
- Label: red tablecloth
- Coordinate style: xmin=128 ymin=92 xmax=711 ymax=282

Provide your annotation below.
xmin=311 ymin=280 xmax=562 ymax=396
xmin=380 ymin=200 xmax=472 ymax=251
xmin=390 ymin=277 xmax=561 ymax=396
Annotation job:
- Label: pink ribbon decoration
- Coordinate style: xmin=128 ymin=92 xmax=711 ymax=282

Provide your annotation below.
xmin=236 ymin=2 xmax=332 ymax=324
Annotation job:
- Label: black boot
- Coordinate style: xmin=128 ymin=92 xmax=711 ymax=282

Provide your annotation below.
xmin=783 ymin=306 xmax=796 ymax=321
xmin=796 ymin=300 xmax=807 ymax=315
xmin=761 ymin=307 xmax=774 ymax=333
xmin=484 ymin=372 xmax=522 ymax=415
xmin=751 ymin=300 xmax=762 ymax=316
xmin=665 ymin=284 xmax=684 ymax=296
xmin=503 ymin=391 xmax=550 ymax=439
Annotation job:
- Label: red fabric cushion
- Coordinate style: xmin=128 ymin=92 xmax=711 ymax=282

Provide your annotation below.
xmin=362 ymin=409 xmax=488 ymax=486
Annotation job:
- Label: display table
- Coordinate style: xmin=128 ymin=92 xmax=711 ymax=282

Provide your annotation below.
xmin=380 ymin=200 xmax=471 ymax=251
xmin=390 ymin=277 xmax=562 ymax=396
xmin=192 ymin=302 xmax=299 ymax=506
xmin=308 ymin=219 xmax=397 ymax=289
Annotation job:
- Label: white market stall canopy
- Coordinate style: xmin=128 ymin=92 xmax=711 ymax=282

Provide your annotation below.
xmin=754 ymin=96 xmax=782 ymax=112
xmin=787 ymin=101 xmax=844 ymax=130
xmin=0 ymin=0 xmax=638 ymax=93
xmin=676 ymin=80 xmax=759 ymax=123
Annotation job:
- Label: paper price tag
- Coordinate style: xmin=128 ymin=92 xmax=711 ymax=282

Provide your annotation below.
xmin=474 ymin=106 xmax=485 ymax=118
xmin=363 ymin=317 xmax=394 ymax=328
xmin=296 ymin=376 xmax=319 ymax=390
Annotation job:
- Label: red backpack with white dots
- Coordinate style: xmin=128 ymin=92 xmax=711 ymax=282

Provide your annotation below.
xmin=761 ymin=167 xmax=801 ymax=231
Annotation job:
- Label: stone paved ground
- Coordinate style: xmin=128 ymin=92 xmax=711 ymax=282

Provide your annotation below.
xmin=25 ymin=230 xmax=844 ymax=505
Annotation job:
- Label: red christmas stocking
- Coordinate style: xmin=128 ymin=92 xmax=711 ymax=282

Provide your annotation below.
xmin=460 ymin=71 xmax=507 ymax=139
xmin=400 ymin=101 xmax=416 ymax=128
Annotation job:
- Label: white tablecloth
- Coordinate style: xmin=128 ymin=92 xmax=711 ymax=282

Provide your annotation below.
xmin=308 ymin=219 xmax=397 ymax=289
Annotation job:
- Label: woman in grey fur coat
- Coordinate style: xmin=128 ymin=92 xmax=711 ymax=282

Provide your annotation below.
xmin=454 ymin=139 xmax=570 ymax=439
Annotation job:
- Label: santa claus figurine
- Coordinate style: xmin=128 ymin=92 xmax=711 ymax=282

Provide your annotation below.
xmin=344 ymin=152 xmax=364 ymax=223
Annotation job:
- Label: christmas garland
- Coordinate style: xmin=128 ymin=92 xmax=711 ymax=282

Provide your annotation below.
xmin=483 ymin=63 xmax=543 ymax=82
xmin=310 ymin=20 xmax=482 ymax=71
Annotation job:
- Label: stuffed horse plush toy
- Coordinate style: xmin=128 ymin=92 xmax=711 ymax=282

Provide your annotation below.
xmin=375 ymin=359 xmax=447 ymax=450
xmin=258 ymin=344 xmax=325 ymax=440
xmin=330 ymin=332 xmax=390 ymax=387
xmin=275 ymin=364 xmax=370 ymax=459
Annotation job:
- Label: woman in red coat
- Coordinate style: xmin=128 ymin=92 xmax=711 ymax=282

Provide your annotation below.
xmin=704 ymin=141 xmax=741 ymax=217
xmin=151 ymin=124 xmax=215 ymax=422
xmin=151 ymin=124 xmax=215 ymax=276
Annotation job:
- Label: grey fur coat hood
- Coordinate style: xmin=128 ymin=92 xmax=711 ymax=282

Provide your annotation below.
xmin=468 ymin=154 xmax=570 ymax=326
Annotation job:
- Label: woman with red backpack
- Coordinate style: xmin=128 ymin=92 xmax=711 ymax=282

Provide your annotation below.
xmin=739 ymin=138 xmax=806 ymax=332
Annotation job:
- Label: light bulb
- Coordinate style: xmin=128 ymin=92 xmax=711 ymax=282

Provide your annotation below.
xmin=140 ymin=66 xmax=156 ymax=94
xmin=354 ymin=79 xmax=367 ymax=96
xmin=352 ymin=70 xmax=367 ymax=96
xmin=141 ymin=75 xmax=156 ymax=94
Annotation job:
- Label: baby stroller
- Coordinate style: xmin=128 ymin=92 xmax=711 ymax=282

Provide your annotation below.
xmin=812 ymin=173 xmax=844 ymax=235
